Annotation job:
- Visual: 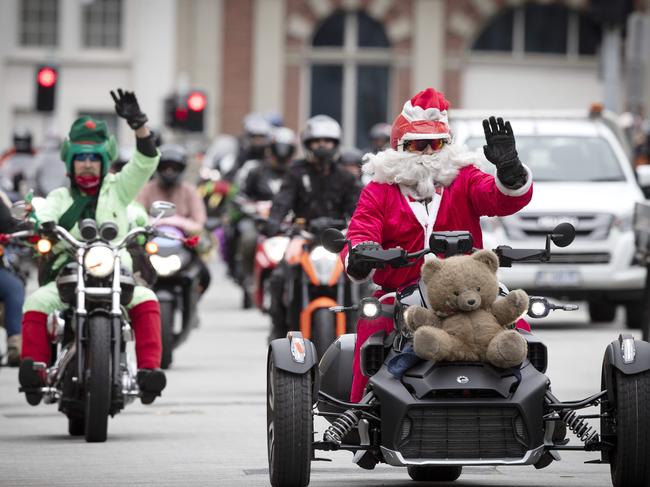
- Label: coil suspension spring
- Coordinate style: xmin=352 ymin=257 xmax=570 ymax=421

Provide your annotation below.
xmin=562 ymin=410 xmax=598 ymax=444
xmin=323 ymin=409 xmax=361 ymax=445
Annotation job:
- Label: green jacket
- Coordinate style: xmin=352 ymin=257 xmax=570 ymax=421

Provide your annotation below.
xmin=34 ymin=149 xmax=160 ymax=274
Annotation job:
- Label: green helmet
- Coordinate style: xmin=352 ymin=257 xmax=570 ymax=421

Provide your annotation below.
xmin=60 ymin=116 xmax=118 ymax=174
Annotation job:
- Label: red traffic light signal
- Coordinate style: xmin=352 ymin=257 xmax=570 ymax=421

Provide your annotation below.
xmin=187 ymin=92 xmax=206 ymax=112
xmin=163 ymin=90 xmax=206 ymax=132
xmin=37 ymin=67 xmax=57 ymax=87
xmin=35 ymin=65 xmax=58 ymax=112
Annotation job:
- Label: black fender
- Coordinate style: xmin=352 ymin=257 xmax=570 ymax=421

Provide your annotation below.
xmin=268 ymin=336 xmax=320 ymax=404
xmin=602 ymin=334 xmax=650 ymax=404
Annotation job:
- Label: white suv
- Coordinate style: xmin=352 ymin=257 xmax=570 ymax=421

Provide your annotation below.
xmin=450 ymin=109 xmax=647 ymax=328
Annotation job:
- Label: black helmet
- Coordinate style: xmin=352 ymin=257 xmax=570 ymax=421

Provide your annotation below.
xmin=157 ymin=144 xmax=187 ymax=188
xmin=13 ymin=127 xmax=33 ymax=154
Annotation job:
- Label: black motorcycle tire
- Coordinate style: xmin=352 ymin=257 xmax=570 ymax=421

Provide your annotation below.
xmin=609 ymin=370 xmax=650 ymax=487
xmin=407 ymin=465 xmax=462 ymax=482
xmin=311 ymin=308 xmax=336 ymax=359
xmin=266 ymin=354 xmax=312 ymax=487
xmin=588 ymin=301 xmax=617 ymax=323
xmin=625 ymin=301 xmax=644 ymax=330
xmin=160 ymin=301 xmax=174 ymax=370
xmin=68 ymin=416 xmax=85 ymax=436
xmin=84 ymin=315 xmax=112 ymax=443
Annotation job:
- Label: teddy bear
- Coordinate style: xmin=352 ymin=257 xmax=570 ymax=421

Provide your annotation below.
xmin=403 ymin=249 xmax=528 ymax=369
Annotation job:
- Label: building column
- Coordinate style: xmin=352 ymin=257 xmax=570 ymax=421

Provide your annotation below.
xmin=252 ymin=0 xmax=285 ymax=118
xmin=412 ymin=0 xmax=445 ymax=92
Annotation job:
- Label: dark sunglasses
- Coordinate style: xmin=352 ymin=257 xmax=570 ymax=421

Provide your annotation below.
xmin=73 ymin=153 xmax=101 ymax=162
xmin=403 ymin=139 xmax=447 ymax=152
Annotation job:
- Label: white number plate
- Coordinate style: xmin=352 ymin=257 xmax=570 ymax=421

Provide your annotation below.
xmin=535 ymin=270 xmax=582 ymax=287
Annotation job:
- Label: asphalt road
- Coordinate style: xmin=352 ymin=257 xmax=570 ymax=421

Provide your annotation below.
xmin=0 ymin=260 xmax=640 ymax=487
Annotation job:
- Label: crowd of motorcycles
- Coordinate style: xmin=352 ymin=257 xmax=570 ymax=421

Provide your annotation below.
xmin=3 ymin=116 xmax=650 ymax=487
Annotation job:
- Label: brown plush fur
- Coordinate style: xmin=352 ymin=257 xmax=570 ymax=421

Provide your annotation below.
xmin=404 ymin=250 xmax=529 ymax=369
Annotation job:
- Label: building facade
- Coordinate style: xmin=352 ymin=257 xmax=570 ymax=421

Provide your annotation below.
xmin=0 ymin=0 xmax=647 ymax=150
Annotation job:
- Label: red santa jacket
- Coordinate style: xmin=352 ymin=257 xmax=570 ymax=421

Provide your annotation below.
xmin=341 ymin=164 xmax=533 ymax=291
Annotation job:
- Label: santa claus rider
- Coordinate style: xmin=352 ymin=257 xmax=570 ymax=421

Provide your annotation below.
xmin=342 ymin=87 xmax=534 ymax=403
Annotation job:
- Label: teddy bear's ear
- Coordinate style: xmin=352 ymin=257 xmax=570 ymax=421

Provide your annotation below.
xmin=421 ymin=258 xmax=443 ymax=282
xmin=472 ymin=249 xmax=499 ymax=273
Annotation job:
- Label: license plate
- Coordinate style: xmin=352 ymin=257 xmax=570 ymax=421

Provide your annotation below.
xmin=535 ymin=270 xmax=582 ymax=287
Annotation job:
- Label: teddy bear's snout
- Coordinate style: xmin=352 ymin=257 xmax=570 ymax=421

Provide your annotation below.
xmin=458 ymin=291 xmax=481 ymax=311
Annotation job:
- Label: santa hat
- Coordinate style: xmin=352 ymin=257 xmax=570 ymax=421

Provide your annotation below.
xmin=390 ymin=87 xmax=451 ymax=150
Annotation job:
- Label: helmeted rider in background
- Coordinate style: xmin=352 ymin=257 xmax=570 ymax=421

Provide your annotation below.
xmin=242 ymin=126 xmax=297 ymax=201
xmin=0 ymin=128 xmax=37 ymax=199
xmin=19 ymin=89 xmax=167 ymax=406
xmin=366 ymin=122 xmax=391 ymax=154
xmin=338 ymin=147 xmax=365 ymax=183
xmin=264 ymin=115 xmax=360 ymax=340
xmin=0 ymin=190 xmax=26 ymax=366
xmin=137 ymin=144 xmax=211 ymax=293
xmin=228 ymin=113 xmax=273 ymax=182
xmin=342 ymin=87 xmax=534 ymax=402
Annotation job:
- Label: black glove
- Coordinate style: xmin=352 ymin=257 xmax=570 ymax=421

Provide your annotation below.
xmin=482 ymin=116 xmax=527 ymax=189
xmin=111 ymin=89 xmax=148 ymax=130
xmin=347 ymin=242 xmax=381 ymax=280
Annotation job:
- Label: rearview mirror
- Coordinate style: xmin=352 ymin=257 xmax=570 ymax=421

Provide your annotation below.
xmin=550 ymin=223 xmax=575 ymax=248
xmin=149 ymin=200 xmax=176 ymax=218
xmin=321 ymin=228 xmax=347 ymax=253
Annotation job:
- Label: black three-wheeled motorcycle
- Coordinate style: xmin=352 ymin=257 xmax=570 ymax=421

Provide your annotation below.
xmin=266 ymin=223 xmax=650 ymax=487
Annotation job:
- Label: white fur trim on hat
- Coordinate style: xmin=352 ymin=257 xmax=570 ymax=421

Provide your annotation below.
xmin=495 ymin=164 xmax=533 ymax=197
xmin=401 ymin=100 xmax=449 ymax=124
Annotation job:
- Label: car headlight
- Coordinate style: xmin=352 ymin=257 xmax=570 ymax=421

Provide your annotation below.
xmin=149 ymin=254 xmax=182 ymax=276
xmin=84 ymin=245 xmax=115 ymax=278
xmin=613 ymin=213 xmax=633 ymax=232
xmin=263 ymin=236 xmax=290 ymax=264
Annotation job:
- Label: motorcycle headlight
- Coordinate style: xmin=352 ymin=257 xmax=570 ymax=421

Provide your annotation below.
xmin=309 ymin=245 xmax=338 ymax=284
xmin=149 ymin=254 xmax=182 ymax=277
xmin=263 ymin=236 xmax=290 ymax=264
xmin=528 ymin=297 xmax=551 ymax=319
xmin=84 ymin=245 xmax=115 ymax=278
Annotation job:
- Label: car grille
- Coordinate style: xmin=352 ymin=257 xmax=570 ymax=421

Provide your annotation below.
xmin=504 ymin=213 xmax=613 ymax=240
xmin=397 ymin=407 xmax=529 ymax=459
xmin=516 ymin=252 xmax=611 ymax=264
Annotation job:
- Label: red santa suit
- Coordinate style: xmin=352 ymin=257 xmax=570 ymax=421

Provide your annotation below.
xmin=343 ymin=87 xmax=534 ymax=402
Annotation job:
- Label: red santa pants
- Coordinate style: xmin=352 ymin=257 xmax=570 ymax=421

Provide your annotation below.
xmin=21 ymin=300 xmax=162 ymax=369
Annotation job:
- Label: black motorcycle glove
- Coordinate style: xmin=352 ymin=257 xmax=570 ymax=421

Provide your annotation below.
xmin=482 ymin=116 xmax=528 ymax=190
xmin=347 ymin=242 xmax=381 ymax=281
xmin=111 ymin=89 xmax=148 ymax=130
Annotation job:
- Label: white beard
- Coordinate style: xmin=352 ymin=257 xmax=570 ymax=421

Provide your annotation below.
xmin=362 ymin=144 xmax=479 ymax=199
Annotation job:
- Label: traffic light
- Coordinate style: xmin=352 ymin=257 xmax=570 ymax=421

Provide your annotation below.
xmin=35 ymin=65 xmax=58 ymax=112
xmin=185 ymin=91 xmax=206 ymax=132
xmin=163 ymin=91 xmax=206 ymax=132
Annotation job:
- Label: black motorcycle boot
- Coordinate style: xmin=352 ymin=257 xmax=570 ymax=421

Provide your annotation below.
xmin=137 ymin=369 xmax=167 ymax=405
xmin=18 ymin=358 xmax=44 ymax=406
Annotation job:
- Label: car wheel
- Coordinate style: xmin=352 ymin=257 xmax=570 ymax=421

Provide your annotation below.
xmin=588 ymin=301 xmax=617 ymax=323
xmin=625 ymin=301 xmax=644 ymax=329
xmin=407 ymin=465 xmax=462 ymax=482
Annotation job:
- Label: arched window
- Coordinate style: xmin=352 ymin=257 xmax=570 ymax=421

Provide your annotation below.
xmin=309 ymin=10 xmax=391 ymax=149
xmin=472 ymin=4 xmax=601 ymax=57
